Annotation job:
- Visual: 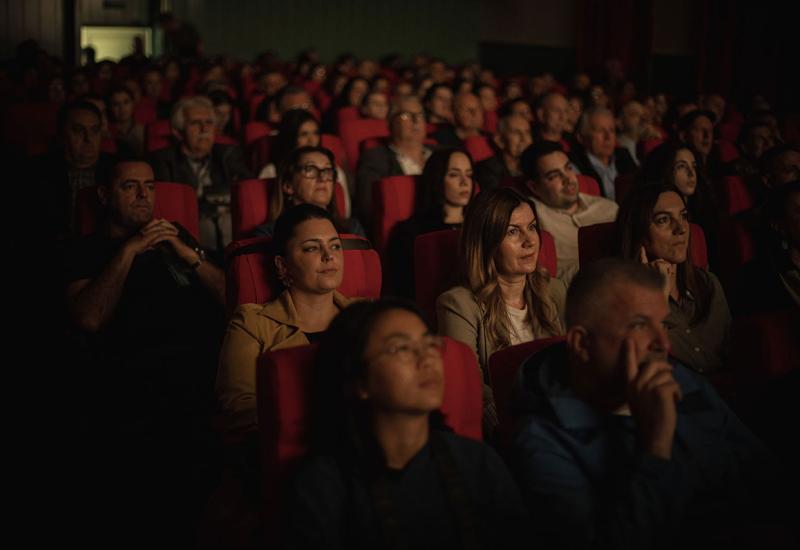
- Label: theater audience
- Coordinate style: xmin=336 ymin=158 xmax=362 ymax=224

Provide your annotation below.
xmin=388 ymin=147 xmax=475 ymax=298
xmin=356 ymin=95 xmax=432 ymax=225
xmin=617 ymin=183 xmax=731 ymax=374
xmin=511 ymin=258 xmax=783 ymax=549
xmin=285 ymin=298 xmax=527 ymax=549
xmin=423 ymin=83 xmax=454 ymax=126
xmin=678 ymin=109 xmax=715 ymax=166
xmin=431 ymin=91 xmax=485 ymax=147
xmin=150 ymin=95 xmax=252 ymax=250
xmin=476 ymin=112 xmax=532 ymax=190
xmin=570 ymin=106 xmax=637 ymax=200
xmin=616 ymin=99 xmax=661 ymax=166
xmin=437 ymin=188 xmax=566 ymax=435
xmin=534 ymin=92 xmax=570 ymax=150
xmin=254 ymin=146 xmax=363 ymax=237
xmin=360 ymin=90 xmax=388 ymax=121
xmin=521 ymin=141 xmax=619 ymax=283
xmin=217 ymin=204 xmax=357 ymax=437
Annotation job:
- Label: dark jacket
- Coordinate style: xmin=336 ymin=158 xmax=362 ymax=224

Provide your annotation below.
xmin=355 ymin=145 xmax=406 ymax=225
xmin=150 ymin=142 xmax=252 ymax=199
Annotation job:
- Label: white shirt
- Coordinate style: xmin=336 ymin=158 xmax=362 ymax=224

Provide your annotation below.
xmin=389 ymin=144 xmax=432 ymax=176
xmin=506 ymin=304 xmax=533 ymax=345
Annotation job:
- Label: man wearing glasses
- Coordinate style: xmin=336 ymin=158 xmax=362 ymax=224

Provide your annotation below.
xmin=355 ymin=95 xmax=433 ymax=225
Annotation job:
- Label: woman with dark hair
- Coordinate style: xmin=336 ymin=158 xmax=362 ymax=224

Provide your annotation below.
xmin=617 ymin=183 xmax=731 ymax=374
xmin=321 ymin=76 xmax=370 ymax=133
xmin=254 ymin=145 xmax=364 ymax=237
xmin=257 ymin=110 xmax=351 ymax=210
xmin=285 ymin=298 xmax=527 ymax=549
xmin=437 ymin=188 xmax=566 ymax=433
xmin=640 ymin=141 xmax=720 ymax=268
xmin=217 ymin=203 xmax=358 ymax=437
xmin=388 ymin=147 xmax=476 ymax=298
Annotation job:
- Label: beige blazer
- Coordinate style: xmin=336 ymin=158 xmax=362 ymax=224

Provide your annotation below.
xmin=216 ymin=289 xmax=357 ymax=436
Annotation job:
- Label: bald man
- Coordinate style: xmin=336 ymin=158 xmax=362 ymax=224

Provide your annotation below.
xmin=511 ymin=259 xmax=784 ymax=548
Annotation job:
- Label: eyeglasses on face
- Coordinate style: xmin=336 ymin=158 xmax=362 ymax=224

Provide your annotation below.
xmin=368 ymin=334 xmax=444 ymax=365
xmin=396 ymin=111 xmax=425 ymax=123
xmin=298 ymin=163 xmax=335 ymax=181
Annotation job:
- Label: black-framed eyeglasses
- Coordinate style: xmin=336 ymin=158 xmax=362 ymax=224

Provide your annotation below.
xmin=299 ymin=163 xmax=335 ymax=181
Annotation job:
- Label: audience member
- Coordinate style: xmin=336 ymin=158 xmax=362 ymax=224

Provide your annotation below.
xmin=431 ymin=91 xmax=485 ymax=147
xmin=475 ymin=112 xmax=532 ymax=190
xmin=534 ymin=92 xmax=570 ymax=149
xmin=108 ymin=86 xmax=144 ymax=157
xmin=678 ymin=109 xmax=715 ymax=165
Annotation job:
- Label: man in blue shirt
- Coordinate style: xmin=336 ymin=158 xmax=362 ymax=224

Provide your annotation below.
xmin=511 ymin=259 xmax=789 ymax=549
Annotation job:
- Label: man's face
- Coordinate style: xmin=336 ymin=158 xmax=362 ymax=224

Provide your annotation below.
xmin=620 ymin=101 xmax=644 ymax=134
xmin=261 ymin=72 xmax=287 ymax=96
xmin=64 ymin=108 xmax=101 ymax=169
xmin=496 ymin=115 xmax=532 ymax=159
xmin=390 ymin=99 xmax=426 ymax=144
xmin=743 ymin=125 xmax=774 ymax=160
xmin=685 ymin=115 xmax=714 ymax=156
xmin=478 ymin=87 xmax=498 ymax=113
xmin=537 ymin=94 xmax=568 ymax=136
xmin=581 ymin=111 xmax=616 ymax=160
xmin=102 ymin=162 xmax=155 ymax=230
xmin=427 ymin=87 xmax=453 ymax=123
xmin=768 ymin=150 xmax=800 ymax=186
xmin=279 ymin=90 xmax=313 ymax=115
xmin=531 ymin=151 xmax=579 ymax=209
xmin=110 ymin=91 xmax=134 ymax=124
xmin=142 ymin=70 xmax=162 ymax=98
xmin=180 ymin=106 xmax=215 ymax=158
xmin=580 ymin=282 xmax=671 ymax=393
xmin=454 ymin=93 xmax=483 ymax=133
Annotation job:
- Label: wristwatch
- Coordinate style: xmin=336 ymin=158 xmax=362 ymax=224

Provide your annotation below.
xmin=190 ymin=247 xmax=206 ymax=270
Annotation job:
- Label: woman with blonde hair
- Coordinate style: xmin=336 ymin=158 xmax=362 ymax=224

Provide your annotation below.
xmin=436 ymin=187 xmax=566 ymax=433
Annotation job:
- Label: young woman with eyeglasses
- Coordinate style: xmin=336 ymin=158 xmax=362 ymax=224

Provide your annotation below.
xmin=283 ymin=298 xmax=528 ymax=549
xmin=254 ymin=145 xmax=365 ymax=238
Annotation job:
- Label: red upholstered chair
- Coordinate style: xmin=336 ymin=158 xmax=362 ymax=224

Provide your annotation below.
xmin=229 ymin=178 xmax=347 ymax=239
xmin=578 ymin=221 xmax=708 ymax=269
xmin=256 ymin=336 xmax=483 ymax=520
xmin=483 ymin=110 xmax=498 ymax=134
xmin=145 ymin=119 xmax=172 ymax=152
xmin=214 ymin=134 xmax=239 ymax=146
xmin=577 ymin=174 xmax=600 ymax=196
xmin=76 ymin=181 xmax=200 ymax=240
xmin=731 ymin=309 xmax=800 ymax=381
xmin=133 ymin=99 xmax=157 ymax=126
xmin=488 ymin=336 xmax=565 ymax=449
xmin=463 ymin=135 xmax=495 ymax=163
xmin=413 ymin=228 xmax=558 ymax=328
xmin=320 ymin=133 xmax=348 ymax=168
xmin=715 ymin=140 xmax=740 ymax=163
xmin=639 ymin=138 xmax=665 ymax=159
xmin=371 ymin=175 xmax=417 ymax=254
xmin=339 ymin=118 xmax=389 ymax=172
xmin=716 ymin=175 xmax=754 ymax=216
xmin=335 ymin=106 xmax=360 ymax=130
xmin=244 ymin=121 xmax=271 ymax=146
xmin=224 ymin=234 xmax=381 ymax=315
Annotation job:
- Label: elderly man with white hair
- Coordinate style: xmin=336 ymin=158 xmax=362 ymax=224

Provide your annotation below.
xmin=151 ymin=95 xmax=252 ymax=250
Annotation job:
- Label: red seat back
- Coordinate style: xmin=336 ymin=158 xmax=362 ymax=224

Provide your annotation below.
xmin=339 ymin=118 xmax=389 ymax=172
xmin=483 ymin=110 xmax=498 ymax=134
xmin=256 ymin=336 xmax=483 ymax=519
xmin=488 ymin=336 xmax=565 ymax=449
xmin=76 ymin=181 xmax=200 ymax=240
xmin=732 ymin=310 xmax=800 ymax=380
xmin=716 ymin=175 xmax=754 ymax=215
xmin=320 ymin=133 xmax=348 ymax=168
xmin=335 ymin=106 xmax=360 ymax=130
xmin=244 ymin=121 xmax=271 ymax=146
xmin=639 ymin=138 xmax=665 ymax=159
xmin=715 ymin=140 xmax=740 ymax=163
xmin=145 ymin=119 xmax=172 ymax=152
xmin=578 ymin=221 xmax=708 ymax=269
xmin=372 ymin=175 xmax=417 ymax=254
xmin=413 ymin=228 xmax=558 ymax=328
xmin=463 ymin=135 xmax=495 ymax=163
xmin=224 ymin=235 xmax=381 ymax=315
xmin=577 ymin=174 xmax=601 ymax=196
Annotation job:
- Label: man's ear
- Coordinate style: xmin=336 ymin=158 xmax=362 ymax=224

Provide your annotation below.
xmin=274 ymin=255 xmax=288 ymax=283
xmin=281 ymin=180 xmax=294 ymax=198
xmin=566 ymin=325 xmax=591 ymax=364
xmin=96 ymin=184 xmax=109 ymax=207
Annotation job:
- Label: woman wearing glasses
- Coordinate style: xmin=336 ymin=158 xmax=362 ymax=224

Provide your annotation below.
xmin=217 ymin=203 xmax=358 ymax=438
xmin=254 ymin=145 xmax=365 ymax=238
xmin=284 ymin=298 xmax=527 ymax=549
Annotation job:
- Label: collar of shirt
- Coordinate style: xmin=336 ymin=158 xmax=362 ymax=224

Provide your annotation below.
xmin=586 ymin=151 xmax=618 ymax=200
xmin=389 ymin=144 xmax=431 ymax=176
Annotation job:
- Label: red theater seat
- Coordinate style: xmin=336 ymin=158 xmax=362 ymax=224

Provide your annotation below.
xmin=225 ymin=235 xmax=381 ymax=315
xmin=339 ymin=118 xmax=389 ymax=173
xmin=413 ymin=228 xmax=558 ymax=328
xmin=230 ymin=178 xmax=348 ymax=239
xmin=371 ymin=175 xmax=417 ymax=254
xmin=256 ymin=336 xmax=483 ymax=521
xmin=732 ymin=310 xmax=800 ymax=380
xmin=578 ymin=221 xmax=708 ymax=269
xmin=716 ymin=175 xmax=754 ymax=216
xmin=335 ymin=106 xmax=360 ymax=130
xmin=577 ymin=174 xmax=600 ymax=196
xmin=76 ymin=181 xmax=200 ymax=241
xmin=714 ymin=140 xmax=740 ymax=163
xmin=488 ymin=336 xmax=565 ymax=449
xmin=463 ymin=135 xmax=495 ymax=163
xmin=145 ymin=120 xmax=172 ymax=152
xmin=320 ymin=133 xmax=348 ymax=168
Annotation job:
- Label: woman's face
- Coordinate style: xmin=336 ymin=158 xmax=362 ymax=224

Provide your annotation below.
xmin=645 ymin=191 xmax=689 ymax=264
xmin=359 ymin=309 xmax=444 ymax=415
xmin=110 ymin=91 xmax=134 ymax=123
xmin=295 ymin=120 xmax=321 ymax=148
xmin=348 ymin=79 xmax=369 ymax=107
xmin=277 ymin=218 xmax=343 ymax=294
xmin=362 ymin=93 xmax=389 ymax=120
xmin=671 ymin=148 xmax=697 ymax=196
xmin=284 ymin=151 xmax=334 ymax=209
xmin=495 ymin=203 xmax=540 ymax=278
xmin=442 ymin=152 xmax=473 ymax=208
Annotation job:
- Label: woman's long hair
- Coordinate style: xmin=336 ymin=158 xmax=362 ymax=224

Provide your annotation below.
xmin=270 ymin=109 xmax=320 ymax=173
xmin=460 ymin=188 xmax=563 ymax=350
xmin=415 ymin=147 xmax=475 ymax=220
xmin=617 ymin=182 xmax=713 ymax=324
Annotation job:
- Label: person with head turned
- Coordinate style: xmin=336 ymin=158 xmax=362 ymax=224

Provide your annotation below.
xmin=475 ymin=112 xmax=533 ymax=191
xmin=284 ymin=298 xmax=528 ymax=549
xmin=387 ymin=147 xmax=476 ymax=298
xmin=217 ymin=203 xmax=359 ymax=438
xmin=436 ymin=188 xmax=566 ymax=436
xmin=511 ymin=258 xmax=783 ymax=549
xmin=616 ymin=183 xmax=731 ymax=374
xmin=431 ymin=91 xmax=486 ymax=147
